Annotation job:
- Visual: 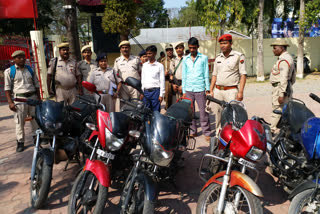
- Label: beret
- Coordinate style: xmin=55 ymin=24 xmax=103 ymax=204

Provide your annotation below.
xmin=270 ymin=39 xmax=290 ymax=47
xmin=218 ymin=34 xmax=232 ymax=42
xmin=11 ymin=50 xmax=25 ymax=58
xmin=57 ymin=42 xmax=69 ymax=49
xmin=119 ymin=40 xmax=130 ymax=48
xmin=139 ymin=50 xmax=146 ymax=57
xmin=175 ymin=41 xmax=184 ymax=49
xmin=81 ymin=45 xmax=92 ymax=53
xmin=165 ymin=44 xmax=173 ymax=50
xmin=96 ymin=53 xmax=108 ymax=62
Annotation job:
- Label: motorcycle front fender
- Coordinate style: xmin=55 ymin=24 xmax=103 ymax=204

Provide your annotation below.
xmin=138 ymin=172 xmax=158 ymax=202
xmin=88 ymin=130 xmax=99 ymax=141
xmin=288 ymin=180 xmax=317 ymax=200
xmin=84 ymin=159 xmax=111 ymax=187
xmin=39 ymin=148 xmax=54 ymax=166
xmin=201 ymin=170 xmax=263 ymax=197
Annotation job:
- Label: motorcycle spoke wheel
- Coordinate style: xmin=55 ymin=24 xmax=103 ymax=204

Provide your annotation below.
xmin=196 ymin=183 xmax=262 ymax=214
xmin=68 ymin=171 xmax=108 ymax=214
xmin=289 ymin=189 xmax=320 ymax=214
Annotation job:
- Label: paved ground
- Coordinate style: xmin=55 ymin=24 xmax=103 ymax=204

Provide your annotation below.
xmin=1 ymin=74 xmax=320 ymax=214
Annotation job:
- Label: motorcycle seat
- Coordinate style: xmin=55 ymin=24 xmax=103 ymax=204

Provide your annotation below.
xmin=165 ymin=99 xmax=193 ymax=123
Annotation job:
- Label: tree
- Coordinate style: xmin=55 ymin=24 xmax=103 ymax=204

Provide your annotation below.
xmin=257 ymin=0 xmax=265 ymax=81
xmin=136 ymin=0 xmax=168 ymax=29
xmin=170 ymin=0 xmax=202 ymax=27
xmin=101 ymin=0 xmax=138 ymax=41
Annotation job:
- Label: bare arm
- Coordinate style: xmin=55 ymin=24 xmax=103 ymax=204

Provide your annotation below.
xmin=210 ymin=75 xmax=217 ymax=96
xmin=237 ymin=74 xmax=246 ymax=101
xmin=5 ymin=90 xmax=16 ymax=111
xmin=47 ymin=74 xmax=52 ymax=95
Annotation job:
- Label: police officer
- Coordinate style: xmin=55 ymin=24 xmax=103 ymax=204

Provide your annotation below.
xmin=170 ymin=41 xmax=184 ymax=103
xmin=47 ymin=42 xmax=83 ymax=105
xmin=209 ymin=34 xmax=247 ymax=135
xmin=113 ymin=41 xmax=141 ymax=108
xmin=88 ymin=53 xmax=119 ymax=112
xmin=4 ymin=50 xmax=40 ymax=152
xmin=77 ymin=45 xmax=97 ymax=95
xmin=270 ymin=39 xmax=296 ymax=133
xmin=161 ymin=44 xmax=176 ymax=109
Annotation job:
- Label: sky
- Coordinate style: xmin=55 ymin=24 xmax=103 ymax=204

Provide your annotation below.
xmin=164 ymin=0 xmax=187 ymax=8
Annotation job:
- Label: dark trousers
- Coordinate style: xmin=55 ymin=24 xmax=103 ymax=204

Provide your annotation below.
xmin=186 ymin=91 xmax=211 ymax=136
xmin=143 ymin=88 xmax=161 ymax=112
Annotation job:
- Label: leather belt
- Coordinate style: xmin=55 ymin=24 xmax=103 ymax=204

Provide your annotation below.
xmin=145 ymin=87 xmax=160 ymax=92
xmin=16 ymin=91 xmax=36 ymax=97
xmin=216 ymin=85 xmax=237 ymax=90
xmin=272 ymin=82 xmax=279 ymax=87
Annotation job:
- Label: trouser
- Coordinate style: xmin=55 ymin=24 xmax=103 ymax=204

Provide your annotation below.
xmin=212 ymin=88 xmax=238 ymax=135
xmin=185 ymin=91 xmax=211 ymax=136
xmin=119 ymin=86 xmax=140 ymax=109
xmin=95 ymin=94 xmax=115 ymax=113
xmin=143 ymin=88 xmax=160 ymax=112
xmin=172 ymin=92 xmax=182 ymax=105
xmin=270 ymin=86 xmax=290 ymax=132
xmin=14 ymin=95 xmax=38 ymax=142
xmin=56 ymin=87 xmax=78 ymax=105
xmin=164 ymin=80 xmax=172 ymax=109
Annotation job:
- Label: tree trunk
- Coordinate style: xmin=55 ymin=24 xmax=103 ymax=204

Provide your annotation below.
xmin=120 ymin=29 xmax=129 ymax=41
xmin=256 ymin=0 xmax=264 ymax=81
xmin=297 ymin=0 xmax=305 ymax=79
xmin=65 ymin=0 xmax=81 ymax=61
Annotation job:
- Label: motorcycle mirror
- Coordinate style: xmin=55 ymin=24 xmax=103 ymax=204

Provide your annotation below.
xmin=82 ymin=81 xmax=97 ymax=93
xmin=125 ymin=77 xmax=143 ymax=94
xmin=129 ymin=130 xmax=140 ymax=138
xmin=86 ymin=123 xmax=97 ymax=131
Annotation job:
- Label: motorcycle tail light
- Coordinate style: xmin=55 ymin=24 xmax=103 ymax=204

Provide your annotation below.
xmin=105 ymin=128 xmax=124 ymax=151
xmin=246 ymin=146 xmax=264 ymax=161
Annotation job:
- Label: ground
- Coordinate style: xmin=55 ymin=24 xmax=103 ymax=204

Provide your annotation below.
xmin=1 ymin=75 xmax=320 ymax=214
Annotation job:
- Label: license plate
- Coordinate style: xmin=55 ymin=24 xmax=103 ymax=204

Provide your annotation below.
xmin=96 ymin=149 xmax=115 ymax=160
xmin=238 ymin=158 xmax=256 ymax=169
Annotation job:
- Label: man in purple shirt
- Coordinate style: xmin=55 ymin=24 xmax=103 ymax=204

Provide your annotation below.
xmin=182 ymin=37 xmax=211 ymax=142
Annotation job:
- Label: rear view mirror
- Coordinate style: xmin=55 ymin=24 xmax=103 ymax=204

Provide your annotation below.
xmin=125 ymin=77 xmax=143 ymax=94
xmin=82 ymin=81 xmax=97 ymax=93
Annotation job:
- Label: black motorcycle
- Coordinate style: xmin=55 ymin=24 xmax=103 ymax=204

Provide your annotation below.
xmin=15 ymin=96 xmax=96 ymax=209
xmin=119 ymin=77 xmax=195 ymax=214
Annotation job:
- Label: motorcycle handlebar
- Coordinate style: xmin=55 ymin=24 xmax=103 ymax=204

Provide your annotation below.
xmin=14 ymin=98 xmax=41 ymax=106
xmin=14 ymin=98 xmax=27 ymax=102
xmin=206 ymin=96 xmax=226 ymax=106
xmin=310 ymin=93 xmax=320 ymax=104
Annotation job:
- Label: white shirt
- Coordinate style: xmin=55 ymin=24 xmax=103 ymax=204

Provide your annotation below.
xmin=141 ymin=60 xmax=165 ymax=97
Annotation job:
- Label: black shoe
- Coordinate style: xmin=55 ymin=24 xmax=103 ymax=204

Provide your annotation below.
xmin=16 ymin=141 xmax=24 ymax=152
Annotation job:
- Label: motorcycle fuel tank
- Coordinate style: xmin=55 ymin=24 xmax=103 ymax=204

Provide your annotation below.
xmin=301 ymin=117 xmax=320 ymax=160
xmin=219 ymin=124 xmax=234 ymax=147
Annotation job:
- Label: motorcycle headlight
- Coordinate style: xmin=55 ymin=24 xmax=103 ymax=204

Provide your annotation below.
xmin=245 ymin=146 xmax=264 ymax=161
xmin=105 ymin=128 xmax=124 ymax=151
xmin=44 ymin=121 xmax=63 ymax=131
xmin=150 ymin=138 xmax=174 ymax=167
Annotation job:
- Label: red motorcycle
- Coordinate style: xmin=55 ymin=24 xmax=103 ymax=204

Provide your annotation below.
xmin=196 ymin=96 xmax=267 ymax=214
xmin=68 ymin=81 xmax=142 ymax=214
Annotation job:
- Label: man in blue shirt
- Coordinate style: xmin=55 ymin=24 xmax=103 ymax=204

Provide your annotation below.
xmin=182 ymin=37 xmax=211 ymax=142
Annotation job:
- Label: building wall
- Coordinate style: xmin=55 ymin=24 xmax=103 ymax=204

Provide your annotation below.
xmin=129 ymin=37 xmax=320 ymax=77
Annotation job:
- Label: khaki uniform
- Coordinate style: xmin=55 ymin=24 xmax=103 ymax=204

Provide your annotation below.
xmin=113 ymin=55 xmax=141 ymax=106
xmin=88 ymin=67 xmax=119 ymax=112
xmin=161 ymin=56 xmax=175 ymax=109
xmin=77 ymin=60 xmax=97 ymax=95
xmin=211 ymin=50 xmax=247 ymax=133
xmin=170 ymin=56 xmax=183 ymax=104
xmin=4 ymin=65 xmax=39 ymax=142
xmin=270 ymin=51 xmax=296 ymax=132
xmin=48 ymin=57 xmax=80 ymax=105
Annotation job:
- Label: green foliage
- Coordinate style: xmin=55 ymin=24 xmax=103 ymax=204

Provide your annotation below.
xmin=101 ymin=0 xmax=138 ymax=36
xmin=136 ymin=0 xmax=168 ymax=28
xmin=170 ymin=0 xmax=202 ymax=27
xmin=303 ymin=0 xmax=320 ymax=28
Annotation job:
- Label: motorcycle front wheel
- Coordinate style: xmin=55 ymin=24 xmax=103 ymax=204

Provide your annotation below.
xmin=30 ymin=155 xmax=53 ymax=209
xmin=68 ymin=170 xmax=108 ymax=214
xmin=196 ymin=183 xmax=262 ymax=214
xmin=288 ymin=189 xmax=320 ymax=214
xmin=120 ymin=173 xmax=154 ymax=214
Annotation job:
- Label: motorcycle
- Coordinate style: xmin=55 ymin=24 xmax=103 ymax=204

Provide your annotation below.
xmin=268 ymin=95 xmax=317 ymax=193
xmin=196 ymin=96 xmax=267 ymax=214
xmin=67 ymin=80 xmax=142 ymax=214
xmin=119 ymin=77 xmax=195 ymax=214
xmin=14 ymin=95 xmax=96 ymax=209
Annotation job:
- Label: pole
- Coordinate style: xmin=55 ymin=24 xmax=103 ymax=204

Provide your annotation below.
xmin=33 ymin=40 xmax=44 ymax=99
xmin=32 ymin=0 xmax=37 ymax=30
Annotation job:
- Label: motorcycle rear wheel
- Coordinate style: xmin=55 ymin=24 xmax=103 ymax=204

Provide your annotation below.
xmin=120 ymin=173 xmax=154 ymax=214
xmin=30 ymin=155 xmax=53 ymax=209
xmin=196 ymin=183 xmax=262 ymax=214
xmin=288 ymin=189 xmax=320 ymax=214
xmin=68 ymin=170 xmax=108 ymax=214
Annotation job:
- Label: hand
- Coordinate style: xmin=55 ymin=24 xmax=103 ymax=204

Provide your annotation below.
xmin=178 ymin=86 xmax=182 ymax=94
xmin=9 ymin=102 xmax=17 ymax=112
xmin=172 ymin=84 xmax=179 ymax=92
xmin=165 ymin=71 xmax=169 ymax=76
xmin=182 ymin=93 xmax=186 ymax=98
xmin=159 ymin=96 xmax=163 ymax=103
xmin=205 ymin=91 xmax=210 ymax=96
xmin=112 ymin=92 xmax=118 ymax=99
xmin=140 ymin=94 xmax=144 ymax=100
xmin=209 ymin=91 xmax=214 ymax=97
xmin=236 ymin=92 xmax=244 ymax=101
xmin=278 ymin=96 xmax=284 ymax=104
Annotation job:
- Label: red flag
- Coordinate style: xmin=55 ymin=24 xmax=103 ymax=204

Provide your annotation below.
xmin=0 ymin=0 xmax=38 ymax=19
